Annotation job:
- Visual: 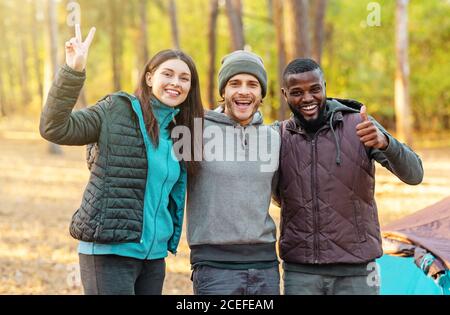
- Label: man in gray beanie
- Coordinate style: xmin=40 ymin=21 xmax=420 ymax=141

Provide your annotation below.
xmin=217 ymin=50 xmax=268 ymax=126
xmin=186 ymin=50 xmax=281 ymax=295
xmin=218 ymin=50 xmax=268 ymax=96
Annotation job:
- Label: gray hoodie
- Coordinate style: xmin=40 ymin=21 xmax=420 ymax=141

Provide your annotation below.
xmin=186 ymin=107 xmax=280 ymax=264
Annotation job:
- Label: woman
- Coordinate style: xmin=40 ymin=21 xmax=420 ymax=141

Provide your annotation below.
xmin=39 ymin=24 xmax=204 ymax=295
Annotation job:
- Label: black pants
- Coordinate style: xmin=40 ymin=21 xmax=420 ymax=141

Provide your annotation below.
xmin=283 ymin=270 xmax=380 ymax=295
xmin=79 ymin=254 xmax=166 ymax=295
xmin=192 ymin=265 xmax=280 ymax=295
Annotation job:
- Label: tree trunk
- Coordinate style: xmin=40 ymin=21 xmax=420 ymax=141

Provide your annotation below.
xmin=286 ymin=0 xmax=310 ymax=60
xmin=395 ymin=0 xmax=413 ymax=145
xmin=207 ymin=0 xmax=219 ymax=109
xmin=3 ymin=24 xmax=17 ymax=110
xmin=168 ymin=0 xmax=180 ymax=49
xmin=48 ymin=0 xmax=59 ymax=78
xmin=0 ymin=11 xmax=7 ymax=116
xmin=225 ymin=0 xmax=245 ymax=51
xmin=31 ymin=0 xmax=44 ymax=106
xmin=311 ymin=0 xmax=327 ymax=64
xmin=110 ymin=0 xmax=122 ymax=91
xmin=0 ymin=57 xmax=5 ymax=116
xmin=47 ymin=0 xmax=62 ymax=154
xmin=324 ymin=21 xmax=334 ymax=70
xmin=272 ymin=0 xmax=288 ymax=121
xmin=267 ymin=0 xmax=273 ymax=20
xmin=139 ymin=0 xmax=149 ymax=64
xmin=19 ymin=37 xmax=32 ymax=106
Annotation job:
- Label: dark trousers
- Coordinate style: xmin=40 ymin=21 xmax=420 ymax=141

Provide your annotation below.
xmin=283 ymin=270 xmax=380 ymax=295
xmin=192 ymin=265 xmax=280 ymax=295
xmin=79 ymin=254 xmax=166 ymax=295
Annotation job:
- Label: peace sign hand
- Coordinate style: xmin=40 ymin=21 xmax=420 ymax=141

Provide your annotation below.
xmin=65 ymin=24 xmax=96 ymax=72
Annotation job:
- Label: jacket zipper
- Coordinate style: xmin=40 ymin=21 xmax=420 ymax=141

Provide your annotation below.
xmin=146 ymin=114 xmax=173 ymax=259
xmin=129 ymin=97 xmax=149 ymax=245
xmin=311 ymin=138 xmax=319 ymax=264
xmin=289 ymin=122 xmax=333 ymax=264
xmin=311 ymin=125 xmax=329 ymax=264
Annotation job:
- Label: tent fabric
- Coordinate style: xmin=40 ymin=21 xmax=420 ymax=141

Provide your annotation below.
xmin=379 ymin=196 xmax=450 ymax=295
xmin=382 ymin=196 xmax=450 ymax=269
xmin=438 ymin=271 xmax=450 ymax=295
xmin=376 ymin=255 xmax=443 ymax=295
xmin=380 ymin=237 xmax=446 ymax=277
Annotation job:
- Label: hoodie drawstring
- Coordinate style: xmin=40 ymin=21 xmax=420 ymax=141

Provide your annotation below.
xmin=330 ymin=111 xmax=341 ymax=165
xmin=236 ymin=125 xmax=247 ymax=149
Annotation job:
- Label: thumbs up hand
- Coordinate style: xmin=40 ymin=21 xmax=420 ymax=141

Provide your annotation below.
xmin=360 ymin=104 xmax=369 ymax=122
xmin=356 ymin=105 xmax=389 ymax=150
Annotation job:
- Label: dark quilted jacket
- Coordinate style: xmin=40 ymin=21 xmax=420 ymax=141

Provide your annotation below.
xmin=39 ymin=65 xmax=184 ymax=249
xmin=277 ymin=99 xmax=423 ymax=265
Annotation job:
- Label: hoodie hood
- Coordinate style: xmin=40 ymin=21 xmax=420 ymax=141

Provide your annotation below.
xmin=204 ymin=106 xmax=265 ymax=150
xmin=205 ymin=106 xmax=264 ymax=127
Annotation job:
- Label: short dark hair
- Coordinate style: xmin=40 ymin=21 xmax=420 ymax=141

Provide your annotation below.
xmin=282 ymin=58 xmax=324 ymax=86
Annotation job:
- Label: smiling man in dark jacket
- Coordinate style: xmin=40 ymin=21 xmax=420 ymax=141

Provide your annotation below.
xmin=274 ymin=58 xmax=424 ymax=295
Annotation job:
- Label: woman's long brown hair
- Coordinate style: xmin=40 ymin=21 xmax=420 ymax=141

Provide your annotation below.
xmin=134 ymin=49 xmax=204 ymax=177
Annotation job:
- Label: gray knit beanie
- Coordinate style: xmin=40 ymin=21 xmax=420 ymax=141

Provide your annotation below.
xmin=218 ymin=50 xmax=268 ymax=98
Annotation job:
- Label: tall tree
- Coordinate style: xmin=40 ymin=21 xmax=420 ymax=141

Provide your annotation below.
xmin=311 ymin=0 xmax=327 ymax=64
xmin=0 ymin=6 xmax=7 ymax=116
xmin=139 ymin=0 xmax=149 ymax=65
xmin=207 ymin=0 xmax=219 ymax=109
xmin=109 ymin=0 xmax=123 ymax=91
xmin=19 ymin=36 xmax=32 ymax=106
xmin=46 ymin=0 xmax=62 ymax=154
xmin=286 ymin=0 xmax=310 ymax=60
xmin=168 ymin=0 xmax=180 ymax=49
xmin=2 ymin=10 xmax=18 ymax=110
xmin=0 ymin=85 xmax=5 ymax=117
xmin=31 ymin=0 xmax=44 ymax=106
xmin=267 ymin=0 xmax=273 ymax=20
xmin=395 ymin=0 xmax=413 ymax=144
xmin=272 ymin=0 xmax=288 ymax=120
xmin=14 ymin=2 xmax=32 ymax=106
xmin=48 ymin=0 xmax=59 ymax=79
xmin=0 ymin=52 xmax=5 ymax=116
xmin=225 ymin=0 xmax=245 ymax=51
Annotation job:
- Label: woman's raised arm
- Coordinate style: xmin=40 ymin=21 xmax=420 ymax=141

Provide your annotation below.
xmin=40 ymin=24 xmax=106 ymax=146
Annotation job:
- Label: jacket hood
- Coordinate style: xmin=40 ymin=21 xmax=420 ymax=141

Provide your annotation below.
xmin=326 ymin=97 xmax=363 ymax=118
xmin=327 ymin=98 xmax=365 ymax=166
xmin=289 ymin=97 xmax=365 ymax=167
xmin=205 ymin=106 xmax=264 ymax=126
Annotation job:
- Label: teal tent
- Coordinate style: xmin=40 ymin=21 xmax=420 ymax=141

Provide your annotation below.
xmin=377 ymin=196 xmax=450 ymax=295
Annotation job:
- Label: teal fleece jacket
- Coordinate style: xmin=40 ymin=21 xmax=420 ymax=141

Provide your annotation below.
xmin=79 ymin=96 xmax=187 ymax=260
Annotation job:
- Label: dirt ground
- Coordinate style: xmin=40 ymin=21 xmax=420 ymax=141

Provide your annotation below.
xmin=1 ymin=116 xmax=449 ymax=294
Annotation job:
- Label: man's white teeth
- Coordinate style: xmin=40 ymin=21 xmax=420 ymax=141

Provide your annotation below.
xmin=235 ymin=101 xmax=251 ymax=106
xmin=303 ymin=105 xmax=317 ymax=111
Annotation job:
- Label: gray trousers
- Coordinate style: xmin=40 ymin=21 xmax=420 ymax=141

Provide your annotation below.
xmin=79 ymin=254 xmax=165 ymax=295
xmin=192 ymin=265 xmax=280 ymax=295
xmin=283 ymin=270 xmax=380 ymax=295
